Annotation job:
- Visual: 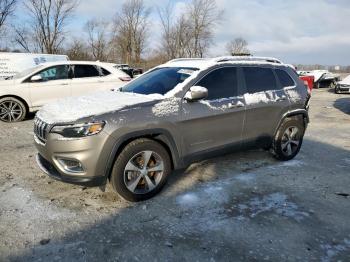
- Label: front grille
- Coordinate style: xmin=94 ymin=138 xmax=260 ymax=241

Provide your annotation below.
xmin=34 ymin=117 xmax=49 ymax=143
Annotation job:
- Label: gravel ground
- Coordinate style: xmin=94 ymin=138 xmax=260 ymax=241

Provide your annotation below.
xmin=0 ymin=89 xmax=350 ymax=262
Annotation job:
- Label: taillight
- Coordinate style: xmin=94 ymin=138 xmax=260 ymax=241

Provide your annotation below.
xmin=119 ymin=76 xmax=131 ymax=82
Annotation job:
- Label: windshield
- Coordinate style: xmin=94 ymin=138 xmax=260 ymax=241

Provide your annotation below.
xmin=121 ymin=67 xmax=198 ymax=95
xmin=12 ymin=65 xmax=44 ymax=80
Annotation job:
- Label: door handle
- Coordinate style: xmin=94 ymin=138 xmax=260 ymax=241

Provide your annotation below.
xmin=228 ymin=102 xmax=245 ymax=109
xmin=60 ymin=83 xmax=69 ymax=86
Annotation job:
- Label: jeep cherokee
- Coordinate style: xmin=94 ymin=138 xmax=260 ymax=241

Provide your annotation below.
xmin=34 ymin=56 xmax=310 ymax=201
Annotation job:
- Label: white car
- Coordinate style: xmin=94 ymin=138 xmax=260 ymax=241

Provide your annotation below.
xmin=0 ymin=61 xmax=131 ymax=122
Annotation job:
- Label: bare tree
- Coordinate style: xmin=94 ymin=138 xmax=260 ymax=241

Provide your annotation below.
xmin=14 ymin=0 xmax=78 ymax=54
xmin=226 ymin=37 xmax=250 ymax=55
xmin=0 ymin=0 xmax=16 ymax=31
xmin=186 ymin=0 xmax=222 ymax=58
xmin=112 ymin=0 xmax=150 ymax=65
xmin=85 ymin=19 xmax=110 ymax=61
xmin=66 ymin=39 xmax=92 ymax=60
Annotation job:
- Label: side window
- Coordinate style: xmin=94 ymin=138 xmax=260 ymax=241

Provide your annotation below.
xmin=37 ymin=65 xmax=69 ymax=81
xmin=243 ymin=67 xmax=277 ymax=93
xmin=74 ymin=65 xmax=100 ymax=78
xmin=275 ymin=69 xmax=295 ymax=87
xmin=100 ymin=67 xmax=111 ymax=76
xmin=196 ymin=67 xmax=238 ymax=100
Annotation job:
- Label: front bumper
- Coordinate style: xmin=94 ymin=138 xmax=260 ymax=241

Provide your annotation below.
xmin=337 ymin=85 xmax=350 ymax=92
xmin=34 ymin=129 xmax=116 ymax=187
xmin=36 ymin=154 xmax=106 ymax=186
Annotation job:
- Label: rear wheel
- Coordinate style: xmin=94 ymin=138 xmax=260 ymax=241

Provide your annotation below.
xmin=110 ymin=138 xmax=171 ymax=202
xmin=272 ymin=118 xmax=305 ymax=161
xmin=0 ymin=97 xmax=27 ymax=122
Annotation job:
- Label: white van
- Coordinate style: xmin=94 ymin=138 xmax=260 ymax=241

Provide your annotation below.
xmin=0 ymin=52 xmax=69 ymax=80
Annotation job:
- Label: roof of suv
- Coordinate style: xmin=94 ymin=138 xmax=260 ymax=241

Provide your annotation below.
xmin=160 ymin=56 xmax=285 ymax=70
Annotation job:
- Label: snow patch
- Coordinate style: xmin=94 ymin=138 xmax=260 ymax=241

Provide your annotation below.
xmin=269 ymin=160 xmax=304 ymax=169
xmin=235 ymin=173 xmax=257 ymax=183
xmin=176 ymin=193 xmax=200 ymax=206
xmin=152 ymin=97 xmax=180 ymax=117
xmin=237 ymin=193 xmax=309 ymax=221
xmin=321 ymin=239 xmax=350 ymax=262
xmin=36 ymin=91 xmax=159 ymax=124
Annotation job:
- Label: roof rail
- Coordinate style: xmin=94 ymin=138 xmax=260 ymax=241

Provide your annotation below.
xmin=214 ymin=56 xmax=282 ymax=64
xmin=167 ymin=58 xmax=208 ymax=63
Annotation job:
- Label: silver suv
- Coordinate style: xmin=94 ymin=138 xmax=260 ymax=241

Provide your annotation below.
xmin=34 ymin=56 xmax=310 ymax=201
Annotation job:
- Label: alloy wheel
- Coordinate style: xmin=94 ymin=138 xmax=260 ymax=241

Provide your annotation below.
xmin=281 ymin=126 xmax=301 ymax=156
xmin=123 ymin=150 xmax=164 ymax=194
xmin=0 ymin=100 xmax=23 ymax=122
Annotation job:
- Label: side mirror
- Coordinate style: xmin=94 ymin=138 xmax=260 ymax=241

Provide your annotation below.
xmin=185 ymin=86 xmax=208 ymax=102
xmin=31 ymin=75 xmax=43 ymax=82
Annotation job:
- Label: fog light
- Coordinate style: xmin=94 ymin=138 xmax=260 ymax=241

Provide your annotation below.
xmin=56 ymin=158 xmax=84 ymax=173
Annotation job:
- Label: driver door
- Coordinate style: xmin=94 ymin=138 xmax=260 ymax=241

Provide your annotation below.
xmin=179 ymin=66 xmax=246 ymax=159
xmin=27 ymin=65 xmax=71 ymax=107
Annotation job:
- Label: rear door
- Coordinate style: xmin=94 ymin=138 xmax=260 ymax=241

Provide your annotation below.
xmin=28 ymin=65 xmax=71 ymax=107
xmin=180 ymin=66 xmax=246 ymax=158
xmin=242 ymin=66 xmax=290 ymax=144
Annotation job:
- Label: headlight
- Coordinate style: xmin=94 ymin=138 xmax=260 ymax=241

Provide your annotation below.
xmin=50 ymin=122 xmax=105 ymax=138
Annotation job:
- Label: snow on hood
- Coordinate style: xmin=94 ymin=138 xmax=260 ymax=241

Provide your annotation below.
xmin=339 ymin=75 xmax=350 ymax=86
xmin=36 ymin=91 xmax=161 ymax=124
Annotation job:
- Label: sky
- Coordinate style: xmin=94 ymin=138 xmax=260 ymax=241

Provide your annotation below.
xmin=11 ymin=0 xmax=350 ymax=65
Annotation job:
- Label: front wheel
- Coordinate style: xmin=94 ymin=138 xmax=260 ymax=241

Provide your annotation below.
xmin=110 ymin=138 xmax=171 ymax=202
xmin=0 ymin=97 xmax=27 ymax=122
xmin=271 ymin=118 xmax=305 ymax=161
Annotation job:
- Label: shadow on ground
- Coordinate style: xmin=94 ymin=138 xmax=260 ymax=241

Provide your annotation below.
xmin=5 ymin=139 xmax=350 ymax=262
xmin=334 ymin=97 xmax=350 ymax=115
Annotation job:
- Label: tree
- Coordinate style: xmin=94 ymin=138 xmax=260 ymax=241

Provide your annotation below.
xmin=14 ymin=0 xmax=78 ymax=54
xmin=0 ymin=0 xmax=16 ymax=31
xmin=226 ymin=37 xmax=250 ymax=56
xmin=158 ymin=0 xmax=222 ymax=59
xmin=65 ymin=39 xmax=92 ymax=61
xmin=112 ymin=0 xmax=150 ymax=65
xmin=85 ymin=19 xmax=110 ymax=61
xmin=186 ymin=0 xmax=223 ymax=57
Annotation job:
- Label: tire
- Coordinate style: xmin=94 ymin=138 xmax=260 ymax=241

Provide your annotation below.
xmin=0 ymin=97 xmax=27 ymax=122
xmin=334 ymin=86 xmax=340 ymax=94
xmin=271 ymin=117 xmax=305 ymax=161
xmin=110 ymin=138 xmax=171 ymax=202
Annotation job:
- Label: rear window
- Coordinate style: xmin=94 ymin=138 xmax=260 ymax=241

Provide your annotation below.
xmin=100 ymin=67 xmax=111 ymax=76
xmin=243 ymin=67 xmax=277 ymax=93
xmin=74 ymin=65 xmax=100 ymax=78
xmin=275 ymin=69 xmax=295 ymax=87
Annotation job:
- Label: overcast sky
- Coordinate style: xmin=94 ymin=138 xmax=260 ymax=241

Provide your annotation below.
xmin=17 ymin=0 xmax=350 ymax=65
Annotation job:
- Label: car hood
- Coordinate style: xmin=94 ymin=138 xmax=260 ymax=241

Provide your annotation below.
xmin=36 ymin=91 xmax=163 ymax=124
xmin=338 ymin=75 xmax=350 ymax=86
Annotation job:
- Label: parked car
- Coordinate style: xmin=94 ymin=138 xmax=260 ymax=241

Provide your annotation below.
xmin=335 ymin=75 xmax=350 ymax=93
xmin=0 ymin=52 xmax=69 ymax=80
xmin=298 ymin=70 xmax=340 ymax=89
xmin=0 ymin=61 xmax=131 ymax=122
xmin=299 ymin=75 xmax=314 ymax=92
xmin=114 ymin=64 xmax=143 ymax=78
xmin=34 ymin=56 xmax=310 ymax=201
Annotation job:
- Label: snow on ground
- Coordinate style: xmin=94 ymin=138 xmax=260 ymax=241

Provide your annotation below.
xmin=237 ymin=193 xmax=309 ymax=222
xmin=321 ymin=239 xmax=350 ymax=262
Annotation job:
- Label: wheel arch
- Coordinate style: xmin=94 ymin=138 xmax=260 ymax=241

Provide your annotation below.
xmin=274 ymin=109 xmax=309 ymax=137
xmin=104 ymin=129 xmax=182 ymax=180
xmin=0 ymin=95 xmax=30 ymax=116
